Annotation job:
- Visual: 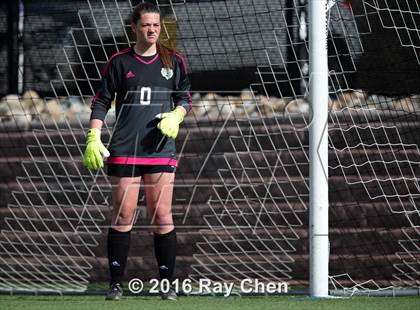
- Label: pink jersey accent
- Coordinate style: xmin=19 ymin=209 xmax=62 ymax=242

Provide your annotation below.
xmin=344 ymin=0 xmax=352 ymax=9
xmin=92 ymin=48 xmax=130 ymax=110
xmin=175 ymin=52 xmax=189 ymax=73
xmin=187 ymin=92 xmax=193 ymax=110
xmin=91 ymin=90 xmax=100 ymax=108
xmin=126 ymin=70 xmax=136 ymax=79
xmin=174 ymin=52 xmax=192 ymax=110
xmin=107 ymin=156 xmax=178 ymax=166
xmin=132 ymin=52 xmax=160 ymax=65
xmin=102 ymin=48 xmax=131 ymax=77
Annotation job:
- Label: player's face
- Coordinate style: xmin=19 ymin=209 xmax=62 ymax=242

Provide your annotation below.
xmin=132 ymin=13 xmax=161 ymax=46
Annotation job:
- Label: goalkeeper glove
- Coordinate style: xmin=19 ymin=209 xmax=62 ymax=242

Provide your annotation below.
xmin=82 ymin=128 xmax=110 ymax=170
xmin=157 ymin=106 xmax=185 ymax=139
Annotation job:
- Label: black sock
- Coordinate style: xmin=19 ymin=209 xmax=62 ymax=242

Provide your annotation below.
xmin=154 ymin=229 xmax=177 ymax=282
xmin=107 ymin=227 xmax=131 ymax=285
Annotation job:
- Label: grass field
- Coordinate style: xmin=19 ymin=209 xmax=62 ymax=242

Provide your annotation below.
xmin=0 ymin=295 xmax=419 ymax=310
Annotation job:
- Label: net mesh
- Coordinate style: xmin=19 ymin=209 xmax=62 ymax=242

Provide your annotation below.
xmin=0 ymin=0 xmax=419 ymax=294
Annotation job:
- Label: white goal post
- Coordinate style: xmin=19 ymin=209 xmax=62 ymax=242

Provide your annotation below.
xmin=309 ymin=0 xmax=330 ymax=298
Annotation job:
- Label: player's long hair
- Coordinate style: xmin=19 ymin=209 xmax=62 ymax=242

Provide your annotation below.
xmin=132 ymin=2 xmax=175 ymax=69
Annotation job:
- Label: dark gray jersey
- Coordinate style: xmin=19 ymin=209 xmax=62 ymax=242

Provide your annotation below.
xmin=90 ymin=47 xmax=191 ymax=166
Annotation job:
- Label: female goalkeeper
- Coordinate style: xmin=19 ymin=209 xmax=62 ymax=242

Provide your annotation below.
xmin=83 ymin=2 xmax=191 ymax=301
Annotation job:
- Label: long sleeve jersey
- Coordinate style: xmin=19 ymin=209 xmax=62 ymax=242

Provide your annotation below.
xmin=90 ymin=47 xmax=192 ymax=167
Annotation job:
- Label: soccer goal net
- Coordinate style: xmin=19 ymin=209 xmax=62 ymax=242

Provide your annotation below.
xmin=0 ymin=0 xmax=419 ymax=295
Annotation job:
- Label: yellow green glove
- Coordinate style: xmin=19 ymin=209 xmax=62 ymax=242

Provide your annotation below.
xmin=157 ymin=107 xmax=185 ymax=139
xmin=82 ymin=128 xmax=110 ymax=170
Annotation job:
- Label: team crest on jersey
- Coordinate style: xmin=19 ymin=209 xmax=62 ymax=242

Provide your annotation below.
xmin=161 ymin=68 xmax=173 ymax=80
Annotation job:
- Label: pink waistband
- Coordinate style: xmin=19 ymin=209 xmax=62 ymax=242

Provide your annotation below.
xmin=107 ymin=156 xmax=177 ymax=167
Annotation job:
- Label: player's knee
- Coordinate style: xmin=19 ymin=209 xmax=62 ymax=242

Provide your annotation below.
xmin=153 ymin=212 xmax=173 ymax=233
xmin=114 ymin=209 xmax=136 ymax=226
xmin=153 ymin=210 xmax=173 ymax=224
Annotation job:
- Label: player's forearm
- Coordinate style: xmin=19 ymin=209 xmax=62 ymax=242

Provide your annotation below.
xmin=90 ymin=99 xmax=110 ymax=122
xmin=89 ymin=118 xmax=103 ymax=129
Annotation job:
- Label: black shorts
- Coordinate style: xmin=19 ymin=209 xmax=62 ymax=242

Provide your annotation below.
xmin=107 ymin=164 xmax=176 ymax=177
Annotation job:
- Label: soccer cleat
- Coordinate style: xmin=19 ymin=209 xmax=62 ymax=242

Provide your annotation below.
xmin=105 ymin=282 xmax=123 ymax=300
xmin=160 ymin=287 xmax=178 ymax=301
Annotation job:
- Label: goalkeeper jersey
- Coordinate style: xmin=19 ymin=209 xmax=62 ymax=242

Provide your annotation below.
xmin=90 ymin=47 xmax=192 ymax=167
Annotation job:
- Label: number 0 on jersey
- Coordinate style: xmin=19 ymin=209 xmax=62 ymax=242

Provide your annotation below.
xmin=140 ymin=87 xmax=151 ymax=105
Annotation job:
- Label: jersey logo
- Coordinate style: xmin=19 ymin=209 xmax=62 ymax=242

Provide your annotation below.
xmin=161 ymin=68 xmax=173 ymax=80
xmin=126 ymin=70 xmax=136 ymax=79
